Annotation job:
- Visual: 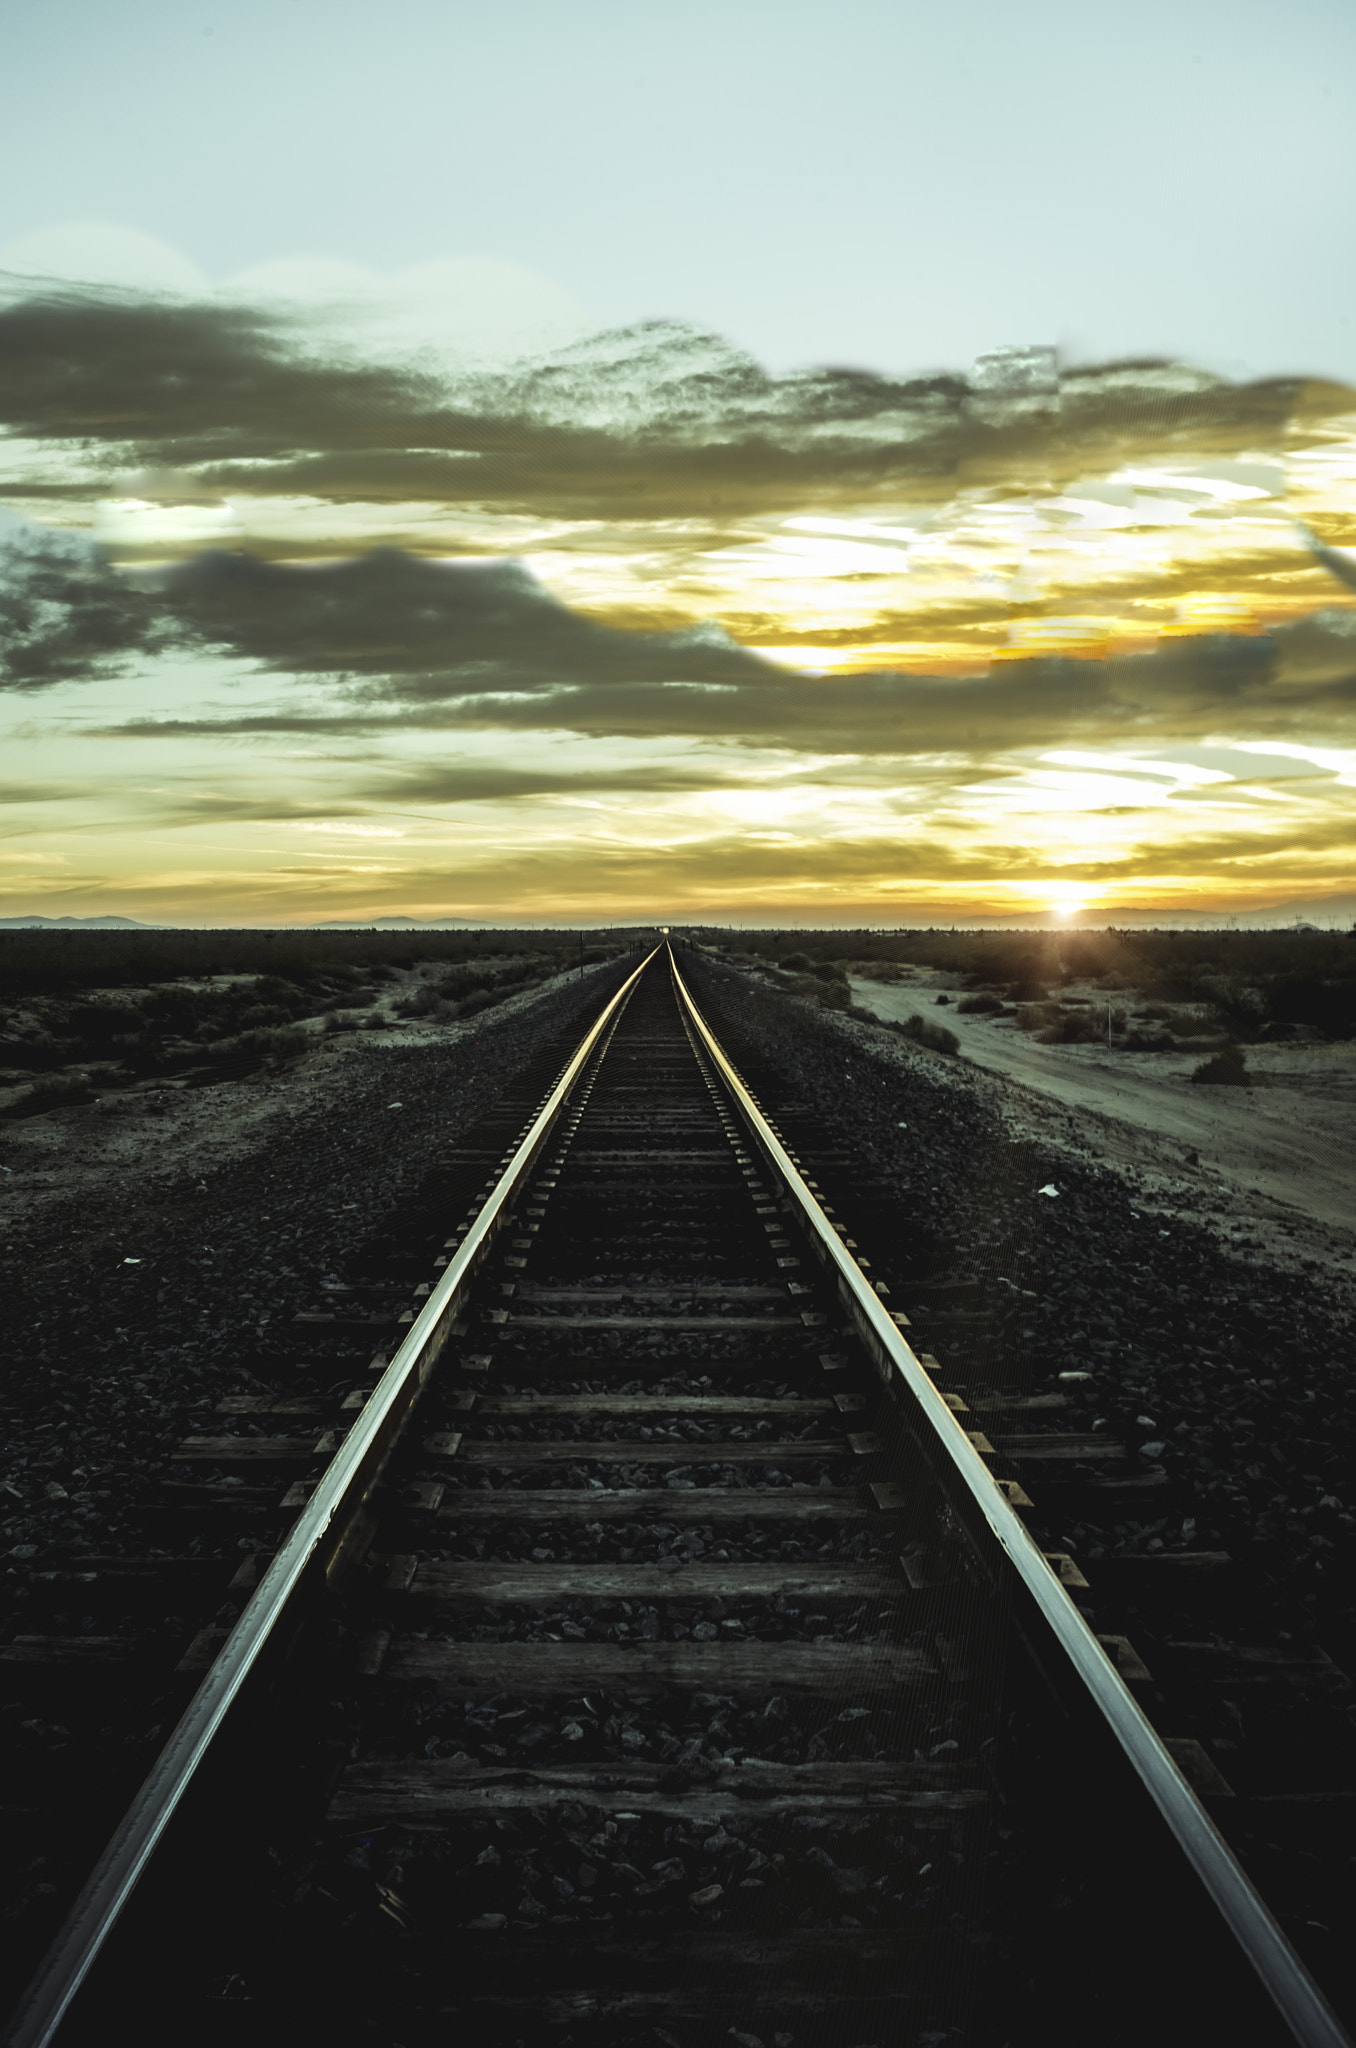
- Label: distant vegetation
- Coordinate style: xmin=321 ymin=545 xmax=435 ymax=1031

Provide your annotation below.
xmin=703 ymin=927 xmax=1356 ymax=1045
xmin=0 ymin=929 xmax=633 ymax=1115
xmin=0 ymin=926 xmax=634 ymax=998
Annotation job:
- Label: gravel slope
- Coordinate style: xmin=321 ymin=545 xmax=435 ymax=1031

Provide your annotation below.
xmin=683 ymin=952 xmax=1356 ymax=1670
xmin=0 ymin=960 xmax=634 ymax=1568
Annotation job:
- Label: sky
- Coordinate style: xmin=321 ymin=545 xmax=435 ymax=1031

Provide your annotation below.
xmin=2 ymin=0 xmax=1356 ymax=927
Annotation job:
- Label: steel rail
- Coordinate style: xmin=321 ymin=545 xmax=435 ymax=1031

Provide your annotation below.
xmin=2 ymin=946 xmax=660 ymax=2048
xmin=669 ymin=947 xmax=1351 ymax=2048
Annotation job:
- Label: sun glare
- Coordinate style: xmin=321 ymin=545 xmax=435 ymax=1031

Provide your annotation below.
xmin=1041 ymin=881 xmax=1099 ymax=921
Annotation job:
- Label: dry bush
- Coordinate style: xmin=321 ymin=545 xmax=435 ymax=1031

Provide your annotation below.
xmin=1192 ymin=1045 xmax=1250 ymax=1086
xmin=2 ymin=1073 xmax=96 ymax=1118
xmin=893 ymin=1012 xmax=960 ymax=1054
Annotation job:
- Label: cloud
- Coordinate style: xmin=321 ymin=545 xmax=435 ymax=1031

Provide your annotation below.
xmin=0 ymin=516 xmax=175 ymax=687
xmin=0 ymin=284 xmax=1338 ymax=526
xmin=151 ymin=546 xmax=768 ymax=690
xmin=27 ymin=539 xmax=1336 ymax=774
xmin=221 ymin=255 xmax=594 ymax=370
xmin=0 ymin=224 xmax=210 ymax=298
xmin=3 ymin=276 xmax=1355 ymax=921
xmin=0 ymin=287 xmax=438 ymax=460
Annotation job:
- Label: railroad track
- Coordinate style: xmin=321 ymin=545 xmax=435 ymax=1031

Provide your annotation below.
xmin=2 ymin=944 xmax=1349 ymax=2047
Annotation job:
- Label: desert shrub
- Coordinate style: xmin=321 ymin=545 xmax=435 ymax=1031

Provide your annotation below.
xmin=145 ymin=984 xmax=206 ymax=1021
xmin=457 ymin=987 xmax=505 ymax=1017
xmin=1124 ymin=1029 xmax=1176 ymax=1051
xmin=809 ymin=961 xmax=848 ymax=984
xmin=777 ymin=973 xmax=849 ymax=1011
xmin=122 ymin=1037 xmax=176 ymax=1077
xmin=1191 ymin=1044 xmax=1250 ymax=1086
xmin=393 ymin=985 xmax=438 ymax=1018
xmin=1199 ymin=976 xmax=1267 ymax=1041
xmin=0 ymin=1031 xmax=69 ymax=1072
xmin=234 ymin=1025 xmax=311 ymax=1062
xmin=398 ymin=960 xmax=545 ymax=1016
xmin=956 ymin=994 xmax=1003 ymax=1014
xmin=3 ymin=1073 xmax=96 ymax=1118
xmin=1008 ymin=980 xmax=1050 ymax=1002
xmin=323 ymin=1011 xmax=362 ymax=1033
xmin=1029 ymin=1005 xmax=1124 ymax=1045
xmin=894 ymin=1012 xmax=959 ymax=1054
xmin=250 ymin=976 xmax=313 ymax=1013
xmin=1057 ymin=931 xmax=1121 ymax=980
xmin=1265 ymin=973 xmax=1356 ymax=1039
xmin=1043 ymin=1010 xmax=1105 ymax=1044
xmin=238 ymin=1003 xmax=291 ymax=1030
xmin=781 ymin=952 xmax=810 ymax=972
xmin=68 ymin=1000 xmax=142 ymax=1046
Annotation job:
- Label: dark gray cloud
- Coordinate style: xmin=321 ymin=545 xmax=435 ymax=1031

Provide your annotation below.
xmin=33 ymin=538 xmax=1338 ymax=768
xmin=0 ymin=520 xmax=175 ymax=687
xmin=152 ymin=545 xmax=768 ymax=688
xmin=120 ymin=761 xmax=785 ymax=829
xmin=0 ymin=286 xmax=438 ymax=463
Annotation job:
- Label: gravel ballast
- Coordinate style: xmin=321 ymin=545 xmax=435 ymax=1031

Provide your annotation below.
xmin=0 ymin=961 xmax=634 ymax=1572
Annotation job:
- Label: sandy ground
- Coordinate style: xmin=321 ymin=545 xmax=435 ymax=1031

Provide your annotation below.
xmin=0 ymin=965 xmax=594 ymax=1242
xmin=844 ymin=968 xmax=1356 ymax=1284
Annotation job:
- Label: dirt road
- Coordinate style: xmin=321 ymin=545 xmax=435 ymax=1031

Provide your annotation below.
xmin=849 ymin=971 xmax=1356 ymax=1275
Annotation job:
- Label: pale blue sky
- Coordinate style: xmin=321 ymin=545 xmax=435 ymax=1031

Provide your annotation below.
xmin=4 ymin=0 xmax=1355 ymax=382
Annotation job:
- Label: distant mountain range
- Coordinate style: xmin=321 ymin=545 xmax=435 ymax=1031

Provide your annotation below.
xmin=0 ymin=914 xmax=154 ymax=929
